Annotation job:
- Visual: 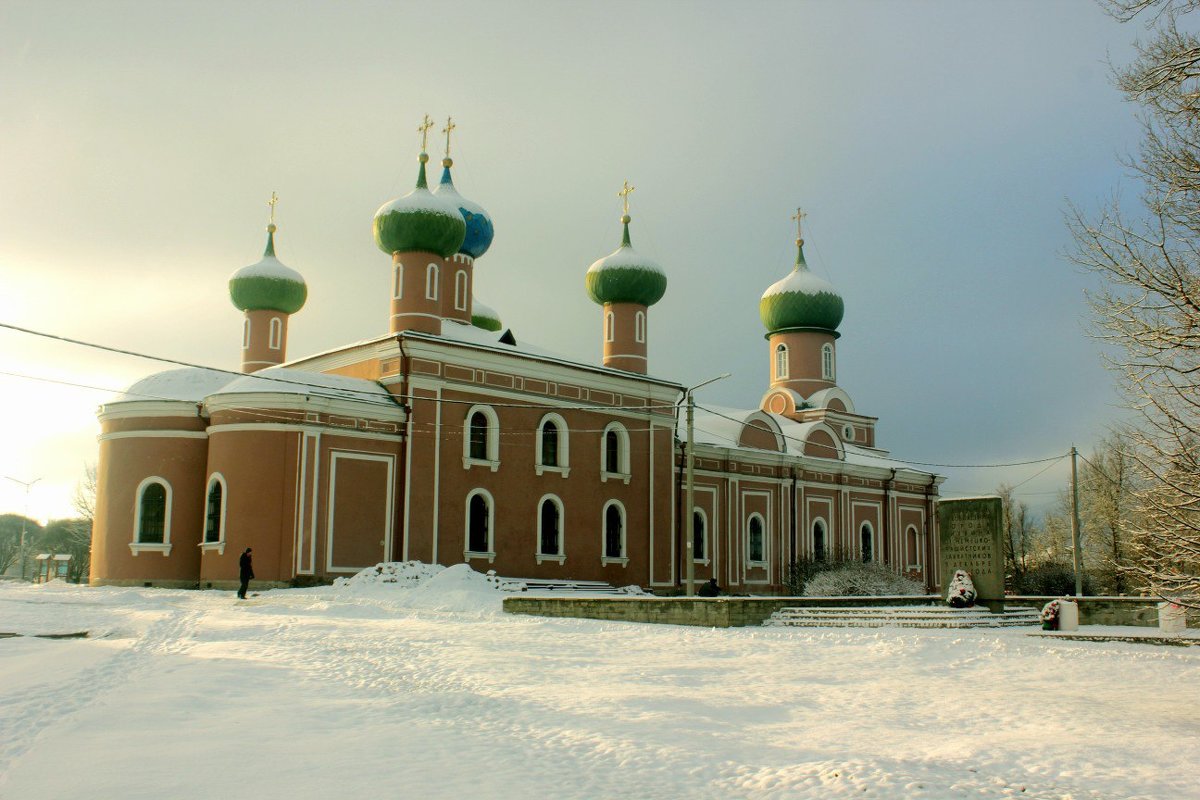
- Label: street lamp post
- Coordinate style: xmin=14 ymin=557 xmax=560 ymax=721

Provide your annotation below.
xmin=682 ymin=373 xmax=730 ymax=597
xmin=5 ymin=476 xmax=41 ymax=581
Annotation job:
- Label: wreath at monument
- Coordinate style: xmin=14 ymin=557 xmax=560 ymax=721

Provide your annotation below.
xmin=946 ymin=569 xmax=977 ymax=608
xmin=1040 ymin=599 xmax=1061 ymax=631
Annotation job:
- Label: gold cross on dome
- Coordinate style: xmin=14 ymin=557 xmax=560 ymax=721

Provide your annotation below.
xmin=618 ymin=180 xmax=635 ymax=215
xmin=417 ymin=114 xmax=435 ymax=152
xmin=442 ymin=116 xmax=456 ymax=157
xmin=267 ymin=191 xmax=279 ymax=225
xmin=793 ymin=207 xmax=806 ymax=240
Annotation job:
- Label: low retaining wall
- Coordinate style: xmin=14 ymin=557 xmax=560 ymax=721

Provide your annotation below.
xmin=503 ymin=595 xmax=944 ymax=628
xmin=503 ymin=594 xmax=1194 ymax=629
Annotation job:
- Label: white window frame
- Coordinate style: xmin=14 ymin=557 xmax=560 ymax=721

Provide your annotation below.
xmin=535 ymin=493 xmax=566 ymax=564
xmin=822 ymin=343 xmax=835 ymax=381
xmin=600 ymin=422 xmax=631 ymax=484
xmin=425 ymin=263 xmax=439 ymax=301
xmin=242 ymin=318 xmax=250 ymax=349
xmin=130 ymin=476 xmax=172 ymax=556
xmin=393 ymin=263 xmax=403 ymax=299
xmin=812 ymin=517 xmax=828 ymax=562
xmin=464 ymin=488 xmax=496 ymax=563
xmin=200 ymin=473 xmax=227 ymax=555
xmin=462 ymin=404 xmax=500 ymax=471
xmin=634 ymin=310 xmax=646 ymax=344
xmin=601 ymin=499 xmax=628 ymax=566
xmin=860 ymin=521 xmax=875 ymax=563
xmin=746 ymin=511 xmax=767 ymax=566
xmin=534 ymin=412 xmax=570 ymax=477
xmin=454 ymin=270 xmax=468 ymax=311
xmin=692 ymin=507 xmax=709 ymax=565
xmin=906 ymin=524 xmax=923 ymax=571
xmin=268 ymin=317 xmax=282 ymax=350
xmin=605 ymin=310 xmax=615 ymax=343
xmin=775 ymin=343 xmax=789 ymax=380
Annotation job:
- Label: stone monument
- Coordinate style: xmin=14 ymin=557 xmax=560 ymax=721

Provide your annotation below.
xmin=937 ymin=497 xmax=1005 ymax=611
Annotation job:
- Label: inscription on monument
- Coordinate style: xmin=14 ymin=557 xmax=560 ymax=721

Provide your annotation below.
xmin=938 ymin=497 xmax=1005 ymax=608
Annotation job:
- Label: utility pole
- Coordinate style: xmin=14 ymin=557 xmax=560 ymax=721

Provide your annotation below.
xmin=1069 ymin=446 xmax=1083 ymax=597
xmin=5 ymin=476 xmax=41 ymax=582
xmin=682 ymin=373 xmax=730 ymax=597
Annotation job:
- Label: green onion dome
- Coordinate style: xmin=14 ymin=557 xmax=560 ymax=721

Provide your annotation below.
xmin=471 ymin=295 xmax=502 ymax=332
xmin=432 ymin=158 xmax=494 ymax=259
xmin=373 ymin=153 xmax=467 ymax=257
xmin=229 ymin=225 xmax=307 ymax=314
xmin=759 ymin=239 xmax=844 ymax=333
xmin=585 ymin=215 xmax=667 ymax=307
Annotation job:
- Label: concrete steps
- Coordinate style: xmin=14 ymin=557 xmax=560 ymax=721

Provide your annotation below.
xmin=511 ymin=578 xmax=626 ymax=596
xmin=763 ymin=605 xmax=1041 ymax=629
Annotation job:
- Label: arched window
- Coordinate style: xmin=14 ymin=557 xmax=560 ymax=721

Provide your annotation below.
xmin=813 ymin=519 xmax=827 ymax=562
xmin=242 ymin=318 xmax=250 ymax=349
xmin=537 ymin=495 xmax=564 ymax=561
xmin=861 ymin=522 xmax=874 ymax=563
xmin=535 ymin=413 xmax=569 ymax=475
xmin=131 ymin=477 xmax=173 ymax=555
xmin=204 ymin=475 xmax=226 ymax=545
xmin=425 ymin=263 xmax=439 ymax=300
xmin=463 ymin=405 xmax=499 ymax=468
xmin=775 ymin=343 xmax=789 ymax=380
xmin=635 ymin=311 xmax=646 ymax=344
xmin=454 ymin=270 xmax=468 ymax=311
xmin=692 ymin=508 xmax=707 ymax=562
xmin=393 ymin=264 xmax=403 ymax=299
xmin=605 ymin=311 xmax=615 ymax=343
xmin=906 ymin=524 xmax=922 ymax=570
xmin=603 ymin=501 xmax=625 ymax=562
xmin=139 ymin=483 xmax=167 ymax=543
xmin=747 ymin=513 xmax=765 ymax=564
xmin=822 ymin=343 xmax=835 ymax=381
xmin=465 ymin=489 xmax=494 ymax=557
xmin=601 ymin=422 xmax=630 ymax=481
xmin=269 ymin=317 xmax=282 ymax=350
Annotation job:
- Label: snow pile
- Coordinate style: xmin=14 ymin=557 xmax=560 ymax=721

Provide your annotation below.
xmin=803 ymin=563 xmax=925 ymax=597
xmin=946 ymin=569 xmax=978 ymax=608
xmin=397 ymin=564 xmax=518 ymax=615
xmin=332 ymin=561 xmax=445 ymax=591
xmin=615 ymin=584 xmax=649 ymax=595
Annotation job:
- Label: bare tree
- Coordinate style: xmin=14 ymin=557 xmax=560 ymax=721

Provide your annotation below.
xmin=1069 ymin=0 xmax=1200 ymax=604
xmin=998 ymin=484 xmax=1038 ymax=585
xmin=65 ymin=462 xmax=96 ymax=583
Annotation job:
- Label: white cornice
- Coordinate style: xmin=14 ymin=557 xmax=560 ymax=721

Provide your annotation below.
xmin=207 ymin=423 xmax=403 ymax=441
xmin=98 ymin=401 xmax=203 ymax=422
xmin=99 ymin=430 xmax=208 ymax=442
xmin=203 ymin=391 xmax=405 ymax=422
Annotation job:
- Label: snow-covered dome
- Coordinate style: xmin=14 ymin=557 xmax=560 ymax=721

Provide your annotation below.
xmin=585 ymin=215 xmax=667 ymax=307
xmin=759 ymin=239 xmax=844 ymax=333
xmin=373 ymin=154 xmax=466 ymax=258
xmin=207 ymin=367 xmax=394 ymax=403
xmin=471 ymin=295 xmax=502 ymax=332
xmin=229 ymin=226 xmax=308 ymax=315
xmin=432 ymin=159 xmax=494 ymax=259
xmin=112 ymin=367 xmax=235 ymax=404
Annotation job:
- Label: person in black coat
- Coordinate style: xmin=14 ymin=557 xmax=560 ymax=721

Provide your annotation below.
xmin=238 ymin=547 xmax=254 ymax=599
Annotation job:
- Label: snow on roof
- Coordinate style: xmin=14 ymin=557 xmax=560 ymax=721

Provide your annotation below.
xmin=374 ymin=186 xmax=460 ymax=219
xmin=232 ymin=254 xmax=305 ymax=284
xmin=587 ymin=244 xmax=666 ymax=276
xmin=209 ymin=367 xmax=394 ymax=403
xmin=111 ymin=367 xmax=237 ymax=404
xmin=761 ymin=268 xmax=839 ymax=299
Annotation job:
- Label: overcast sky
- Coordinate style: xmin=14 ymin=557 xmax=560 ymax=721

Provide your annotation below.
xmin=0 ymin=0 xmax=1148 ymax=522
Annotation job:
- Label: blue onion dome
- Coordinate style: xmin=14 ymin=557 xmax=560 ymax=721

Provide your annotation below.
xmin=229 ymin=224 xmax=307 ymax=314
xmin=432 ymin=157 xmax=494 ymax=259
xmin=471 ymin=294 xmax=502 ymax=332
xmin=373 ymin=153 xmax=467 ymax=257
xmin=585 ymin=214 xmax=668 ymax=307
xmin=760 ymin=237 xmax=844 ymax=333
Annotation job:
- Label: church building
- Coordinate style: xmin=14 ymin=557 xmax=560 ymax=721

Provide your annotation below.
xmin=90 ymin=118 xmax=945 ymax=594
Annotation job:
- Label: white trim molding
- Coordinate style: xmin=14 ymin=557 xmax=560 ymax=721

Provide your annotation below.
xmin=462 ymin=404 xmax=500 ymax=471
xmin=600 ymin=421 xmax=631 ymax=484
xmin=600 ymin=499 xmax=628 ymax=565
xmin=465 ymin=487 xmax=496 ymax=563
xmin=535 ymin=493 xmax=565 ymax=563
xmin=534 ymin=412 xmax=570 ymax=477
xmin=130 ymin=475 xmax=172 ymax=556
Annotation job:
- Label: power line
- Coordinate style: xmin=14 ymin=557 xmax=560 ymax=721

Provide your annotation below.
xmin=0 ymin=322 xmax=680 ymax=412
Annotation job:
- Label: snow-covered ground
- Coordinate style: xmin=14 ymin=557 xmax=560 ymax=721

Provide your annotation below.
xmin=1 ymin=569 xmax=1197 ymax=800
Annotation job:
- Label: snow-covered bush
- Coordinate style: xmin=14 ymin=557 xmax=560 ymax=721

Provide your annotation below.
xmin=801 ymin=562 xmax=924 ymax=597
xmin=946 ymin=569 xmax=977 ymax=608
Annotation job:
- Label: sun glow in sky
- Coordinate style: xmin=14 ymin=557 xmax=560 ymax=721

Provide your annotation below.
xmin=0 ymin=0 xmax=1144 ymax=522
